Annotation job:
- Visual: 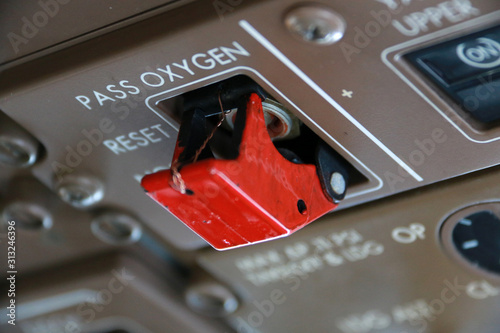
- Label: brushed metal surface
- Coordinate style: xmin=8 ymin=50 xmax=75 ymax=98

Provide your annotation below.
xmin=1 ymin=0 xmax=500 ymax=250
xmin=199 ymin=166 xmax=500 ymax=333
xmin=1 ymin=1 xmax=500 ymax=331
xmin=0 ymin=0 xmax=194 ymax=66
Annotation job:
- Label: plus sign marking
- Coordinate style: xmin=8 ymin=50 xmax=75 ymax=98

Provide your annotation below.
xmin=342 ymin=89 xmax=353 ymax=98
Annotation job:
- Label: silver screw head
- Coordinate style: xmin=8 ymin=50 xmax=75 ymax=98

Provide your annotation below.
xmin=284 ymin=5 xmax=346 ymax=45
xmin=330 ymin=172 xmax=346 ymax=196
xmin=0 ymin=136 xmax=40 ymax=168
xmin=56 ymin=174 xmax=104 ymax=209
xmin=2 ymin=202 xmax=53 ymax=231
xmin=185 ymin=281 xmax=239 ymax=317
xmin=91 ymin=212 xmax=142 ymax=245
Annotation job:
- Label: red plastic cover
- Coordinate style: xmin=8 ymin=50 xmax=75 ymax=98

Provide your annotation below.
xmin=141 ymin=94 xmax=337 ymax=250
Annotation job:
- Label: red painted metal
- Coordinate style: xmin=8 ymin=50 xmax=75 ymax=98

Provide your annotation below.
xmin=141 ymin=93 xmax=338 ymax=250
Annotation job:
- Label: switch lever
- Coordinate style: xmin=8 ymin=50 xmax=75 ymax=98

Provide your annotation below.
xmin=142 ymin=92 xmax=347 ymax=250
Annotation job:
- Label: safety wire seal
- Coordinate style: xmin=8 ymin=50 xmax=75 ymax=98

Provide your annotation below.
xmin=170 ymin=92 xmax=228 ymax=194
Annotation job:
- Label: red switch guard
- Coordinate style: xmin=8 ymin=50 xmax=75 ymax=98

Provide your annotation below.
xmin=141 ymin=93 xmax=338 ymax=250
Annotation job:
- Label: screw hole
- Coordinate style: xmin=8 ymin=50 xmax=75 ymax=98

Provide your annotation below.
xmin=297 ymin=199 xmax=307 ymax=214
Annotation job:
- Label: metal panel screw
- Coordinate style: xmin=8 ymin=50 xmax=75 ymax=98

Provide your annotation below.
xmin=56 ymin=175 xmax=104 ymax=209
xmin=0 ymin=136 xmax=40 ymax=168
xmin=284 ymin=5 xmax=346 ymax=45
xmin=91 ymin=212 xmax=142 ymax=245
xmin=2 ymin=202 xmax=53 ymax=230
xmin=185 ymin=280 xmax=239 ymax=317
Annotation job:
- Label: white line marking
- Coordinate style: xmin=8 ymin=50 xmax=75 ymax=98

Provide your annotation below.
xmin=462 ymin=239 xmax=479 ymax=250
xmin=459 ymin=218 xmax=472 ymax=226
xmin=144 ymin=66 xmax=384 ymax=199
xmin=239 ymin=20 xmax=423 ymax=182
